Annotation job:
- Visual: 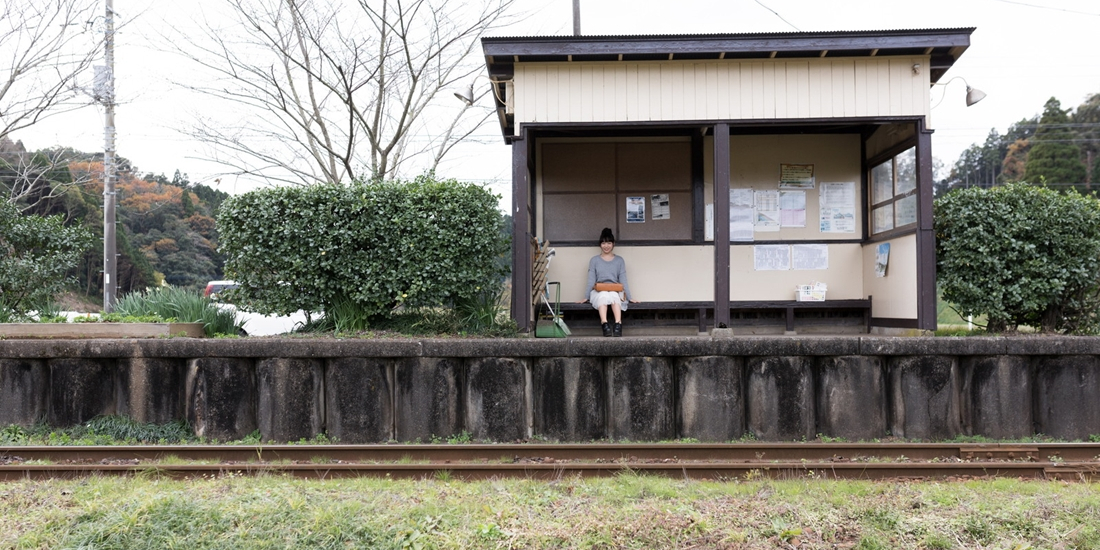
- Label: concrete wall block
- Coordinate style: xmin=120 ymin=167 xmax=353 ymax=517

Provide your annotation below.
xmin=816 ymin=356 xmax=887 ymax=440
xmin=608 ymin=357 xmax=674 ymax=441
xmin=1034 ymin=355 xmax=1100 ymax=440
xmin=116 ymin=358 xmax=184 ymax=425
xmin=0 ymin=359 xmax=48 ymax=427
xmin=257 ymin=358 xmax=324 ymax=442
xmin=48 ymin=358 xmax=116 ymax=427
xmin=746 ymin=356 xmax=815 ymax=441
xmin=961 ymin=355 xmax=1032 ymax=439
xmin=395 ymin=357 xmax=462 ymax=442
xmin=888 ymin=356 xmax=962 ymax=440
xmin=465 ymin=357 xmax=528 ymax=442
xmin=326 ymin=357 xmax=393 ymax=443
xmin=532 ymin=357 xmax=606 ymax=441
xmin=185 ymin=358 xmax=256 ymax=441
xmin=676 ymin=356 xmax=744 ymax=442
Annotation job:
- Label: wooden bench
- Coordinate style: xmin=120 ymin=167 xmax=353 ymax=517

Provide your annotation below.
xmin=554 ymin=297 xmax=872 ymax=333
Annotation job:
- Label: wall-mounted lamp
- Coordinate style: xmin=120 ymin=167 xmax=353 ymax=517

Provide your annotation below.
xmin=934 ymin=76 xmax=987 ymax=107
xmin=453 ymin=75 xmax=508 ymax=107
xmin=453 ymin=83 xmax=477 ymax=106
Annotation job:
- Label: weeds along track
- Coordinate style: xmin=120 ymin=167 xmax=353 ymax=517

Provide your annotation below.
xmin=2 ymin=443 xmax=1099 ymax=481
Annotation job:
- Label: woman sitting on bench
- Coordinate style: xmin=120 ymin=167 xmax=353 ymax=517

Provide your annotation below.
xmin=580 ymin=227 xmax=638 ymax=337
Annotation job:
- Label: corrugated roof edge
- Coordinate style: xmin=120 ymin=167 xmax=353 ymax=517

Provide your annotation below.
xmin=481 ymin=28 xmax=977 ymax=42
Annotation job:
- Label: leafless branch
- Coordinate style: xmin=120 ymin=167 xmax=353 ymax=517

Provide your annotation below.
xmin=169 ymin=0 xmax=516 ymax=185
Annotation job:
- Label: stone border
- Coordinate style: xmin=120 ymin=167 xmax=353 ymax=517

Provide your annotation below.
xmin=0 ymin=323 xmax=205 ymax=340
xmin=2 ymin=335 xmax=1100 ymax=358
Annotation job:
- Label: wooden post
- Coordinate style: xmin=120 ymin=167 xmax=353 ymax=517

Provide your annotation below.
xmin=713 ymin=124 xmax=731 ymax=329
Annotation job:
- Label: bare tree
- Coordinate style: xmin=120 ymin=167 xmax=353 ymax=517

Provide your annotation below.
xmin=0 ymin=0 xmax=99 ymax=144
xmin=176 ymin=0 xmax=515 ymax=185
xmin=0 ymin=0 xmax=100 ymax=207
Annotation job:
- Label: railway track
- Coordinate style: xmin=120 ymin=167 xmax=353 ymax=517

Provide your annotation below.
xmin=3 ymin=442 xmax=1099 ymax=481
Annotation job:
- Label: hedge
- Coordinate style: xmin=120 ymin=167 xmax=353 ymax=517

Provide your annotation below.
xmin=935 ymin=183 xmax=1100 ymax=333
xmin=217 ymin=175 xmax=508 ymax=320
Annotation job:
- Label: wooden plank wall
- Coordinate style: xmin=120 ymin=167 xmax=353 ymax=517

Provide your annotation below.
xmin=514 ymin=57 xmax=929 ymax=125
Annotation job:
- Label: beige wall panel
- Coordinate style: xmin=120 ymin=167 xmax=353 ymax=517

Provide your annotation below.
xmin=704 ymin=64 xmax=720 ymax=119
xmin=772 ymin=62 xmax=787 ymax=118
xmin=725 ymin=134 xmax=863 ymax=241
xmin=613 ymin=67 xmax=628 ymax=121
xmin=730 ymin=62 xmax=745 ymax=118
xmin=729 ymin=243 xmax=865 ymax=300
xmin=787 ymin=61 xmax=810 ymax=118
xmin=808 ymin=62 xmax=826 ymax=118
xmin=548 ymin=246 xmax=715 ymax=303
xmin=862 ymin=234 xmax=918 ymax=319
xmin=580 ymin=67 xmax=594 ymax=121
xmin=513 ymin=57 xmax=930 ymax=130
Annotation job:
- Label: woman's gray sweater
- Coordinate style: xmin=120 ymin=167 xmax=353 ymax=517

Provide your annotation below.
xmin=585 ymin=255 xmax=632 ymax=301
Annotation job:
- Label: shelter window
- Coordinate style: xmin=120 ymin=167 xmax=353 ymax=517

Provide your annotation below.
xmin=870 ymin=146 xmax=917 ymax=235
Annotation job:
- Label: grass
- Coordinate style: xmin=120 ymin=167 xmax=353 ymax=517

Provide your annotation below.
xmin=1 ymin=417 xmax=196 ymax=446
xmin=2 ymin=476 xmax=1098 ymax=549
xmin=114 ymin=286 xmax=244 ymax=337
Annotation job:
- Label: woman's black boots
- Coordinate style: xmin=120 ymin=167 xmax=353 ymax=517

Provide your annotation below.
xmin=602 ymin=322 xmax=612 ymax=337
xmin=613 ymin=322 xmax=622 ymax=337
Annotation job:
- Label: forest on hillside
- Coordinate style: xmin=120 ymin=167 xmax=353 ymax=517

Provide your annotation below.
xmin=1 ymin=140 xmax=228 ymax=301
xmin=939 ymin=93 xmax=1100 ymax=194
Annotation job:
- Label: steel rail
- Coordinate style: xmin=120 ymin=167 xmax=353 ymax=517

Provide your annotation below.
xmin=3 ymin=442 xmax=1098 ymax=462
xmin=2 ymin=442 xmax=1099 ymax=482
xmin=2 ymin=461 xmax=1098 ymax=482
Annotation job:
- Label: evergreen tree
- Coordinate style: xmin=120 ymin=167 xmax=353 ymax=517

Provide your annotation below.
xmin=1073 ymin=93 xmax=1100 ymax=186
xmin=1024 ymin=98 xmax=1088 ymax=191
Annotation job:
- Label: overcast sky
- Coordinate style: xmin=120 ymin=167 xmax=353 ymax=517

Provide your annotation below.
xmin=14 ymin=0 xmax=1100 ymax=199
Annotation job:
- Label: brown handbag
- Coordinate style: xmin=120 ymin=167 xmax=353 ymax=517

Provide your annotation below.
xmin=594 ymin=282 xmax=623 ymax=292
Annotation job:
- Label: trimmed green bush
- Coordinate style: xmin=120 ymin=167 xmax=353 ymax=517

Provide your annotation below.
xmin=217 ymin=175 xmax=508 ymax=324
xmin=0 ymin=201 xmax=94 ymax=322
xmin=935 ymin=182 xmax=1100 ymax=333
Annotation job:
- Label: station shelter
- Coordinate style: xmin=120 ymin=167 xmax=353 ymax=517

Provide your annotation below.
xmin=478 ymin=29 xmax=975 ymax=335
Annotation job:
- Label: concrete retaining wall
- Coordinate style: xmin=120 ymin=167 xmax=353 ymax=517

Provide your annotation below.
xmin=2 ymin=337 xmax=1100 ymax=442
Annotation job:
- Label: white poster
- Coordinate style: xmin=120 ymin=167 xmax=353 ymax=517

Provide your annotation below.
xmin=754 ymin=245 xmax=791 ymax=271
xmin=730 ymin=205 xmax=755 ymax=242
xmin=626 ymin=196 xmax=645 ymax=223
xmin=779 ymin=190 xmax=806 ymax=228
xmin=792 ymin=244 xmax=829 ymax=270
xmin=754 ymin=190 xmax=779 ymax=232
xmin=819 ymin=181 xmax=856 ymax=233
xmin=730 ymin=188 xmax=754 ymax=208
xmin=650 ymin=194 xmax=670 ymax=220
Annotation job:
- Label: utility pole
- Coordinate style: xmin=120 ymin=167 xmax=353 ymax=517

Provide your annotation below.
xmin=573 ymin=0 xmax=580 ymax=35
xmin=101 ymin=0 xmax=117 ymax=311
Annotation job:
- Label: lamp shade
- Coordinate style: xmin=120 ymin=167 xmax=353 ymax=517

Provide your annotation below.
xmin=965 ymin=86 xmax=986 ymax=107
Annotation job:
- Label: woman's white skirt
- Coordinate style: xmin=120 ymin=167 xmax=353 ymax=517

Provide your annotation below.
xmin=589 ymin=290 xmax=628 ymax=311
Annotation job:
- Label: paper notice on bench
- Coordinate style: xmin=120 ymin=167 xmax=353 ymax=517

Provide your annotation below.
xmin=792 ymin=244 xmax=828 ymax=270
xmin=754 ymin=244 xmax=791 ymax=271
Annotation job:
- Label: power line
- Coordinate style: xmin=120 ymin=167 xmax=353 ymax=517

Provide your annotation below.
xmin=989 ymin=0 xmax=1100 ymax=17
xmin=753 ymin=0 xmax=801 ymax=31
